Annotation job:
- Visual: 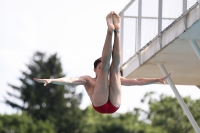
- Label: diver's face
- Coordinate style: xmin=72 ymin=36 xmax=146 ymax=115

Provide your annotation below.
xmin=94 ymin=62 xmax=102 ymax=77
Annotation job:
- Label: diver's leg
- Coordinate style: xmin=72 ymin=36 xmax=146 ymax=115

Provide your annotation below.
xmin=109 ymin=12 xmax=122 ymax=107
xmin=92 ymin=11 xmax=114 ymax=106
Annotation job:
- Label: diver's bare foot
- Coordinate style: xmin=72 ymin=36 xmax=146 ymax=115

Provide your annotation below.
xmin=112 ymin=11 xmax=120 ymax=31
xmin=106 ymin=11 xmax=115 ymax=32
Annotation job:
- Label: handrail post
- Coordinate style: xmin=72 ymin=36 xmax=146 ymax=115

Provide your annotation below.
xmin=158 ymin=0 xmax=163 ymax=33
xmin=137 ymin=0 xmax=142 ymax=52
xmin=183 ymin=0 xmax=187 ymax=13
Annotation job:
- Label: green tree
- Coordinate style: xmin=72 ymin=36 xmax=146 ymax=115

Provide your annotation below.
xmin=0 ymin=112 xmax=55 ymax=133
xmin=5 ymin=51 xmax=83 ymax=132
xmin=79 ymin=92 xmax=200 ymax=133
xmin=143 ymin=93 xmax=200 ymax=133
xmin=79 ymin=106 xmax=161 ymax=133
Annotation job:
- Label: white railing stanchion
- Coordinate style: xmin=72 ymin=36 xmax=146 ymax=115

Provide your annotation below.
xmin=158 ymin=0 xmax=163 ymax=33
xmin=183 ymin=0 xmax=187 ymax=13
xmin=137 ymin=0 xmax=142 ymax=52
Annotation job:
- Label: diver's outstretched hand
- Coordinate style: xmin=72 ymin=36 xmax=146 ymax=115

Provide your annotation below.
xmin=34 ymin=78 xmax=51 ymax=86
xmin=158 ymin=71 xmax=173 ymax=84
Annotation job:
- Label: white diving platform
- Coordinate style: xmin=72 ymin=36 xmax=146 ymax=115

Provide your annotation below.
xmin=120 ymin=1 xmax=200 ymax=132
xmin=120 ymin=3 xmax=200 ymax=87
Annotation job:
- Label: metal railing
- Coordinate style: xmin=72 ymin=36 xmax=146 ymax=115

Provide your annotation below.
xmin=120 ymin=0 xmax=198 ymax=64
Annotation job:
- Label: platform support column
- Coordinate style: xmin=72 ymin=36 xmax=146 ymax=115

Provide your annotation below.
xmin=157 ymin=63 xmax=200 ymax=133
xmin=189 ymin=40 xmax=200 ymax=60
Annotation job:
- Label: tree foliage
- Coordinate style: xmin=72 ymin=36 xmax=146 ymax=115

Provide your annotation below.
xmin=143 ymin=92 xmax=200 ymax=133
xmin=78 ymin=92 xmax=200 ymax=133
xmin=0 ymin=112 xmax=55 ymax=133
xmin=4 ymin=51 xmax=200 ymax=133
xmin=5 ymin=51 xmax=83 ymax=132
xmin=78 ymin=106 xmax=161 ymax=133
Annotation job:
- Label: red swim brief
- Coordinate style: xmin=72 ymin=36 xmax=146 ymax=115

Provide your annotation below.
xmin=92 ymin=100 xmax=119 ymax=114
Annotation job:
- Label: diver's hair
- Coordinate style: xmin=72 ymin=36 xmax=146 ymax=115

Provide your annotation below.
xmin=94 ymin=57 xmax=101 ymax=68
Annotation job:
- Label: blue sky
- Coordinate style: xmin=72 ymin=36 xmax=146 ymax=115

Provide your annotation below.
xmin=0 ymin=0 xmax=199 ymax=114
